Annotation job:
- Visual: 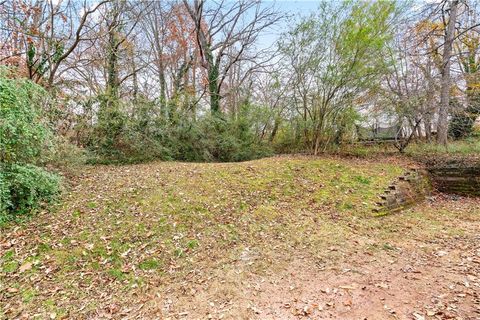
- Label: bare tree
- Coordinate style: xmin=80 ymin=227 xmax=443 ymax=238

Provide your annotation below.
xmin=182 ymin=0 xmax=281 ymax=115
xmin=0 ymin=0 xmax=108 ymax=88
xmin=437 ymin=0 xmax=459 ymax=145
xmin=140 ymin=1 xmax=171 ymax=106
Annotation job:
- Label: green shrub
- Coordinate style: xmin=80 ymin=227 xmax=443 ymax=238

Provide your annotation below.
xmin=0 ymin=74 xmax=52 ymax=164
xmin=176 ymin=112 xmax=272 ymax=162
xmin=0 ymin=170 xmax=11 ymax=217
xmin=448 ymin=94 xmax=480 ymax=140
xmin=0 ymin=69 xmax=61 ymax=223
xmin=273 ymin=123 xmax=306 ymax=154
xmin=449 ymin=111 xmax=476 ymax=140
xmin=1 ymin=164 xmax=60 ymax=220
xmin=47 ymin=136 xmax=87 ymax=168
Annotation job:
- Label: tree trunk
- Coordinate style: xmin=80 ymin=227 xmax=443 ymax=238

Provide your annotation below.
xmin=132 ymin=57 xmax=138 ymax=102
xmin=159 ymin=61 xmax=167 ymax=102
xmin=107 ymin=20 xmax=119 ymax=100
xmin=424 ymin=61 xmax=435 ymax=142
xmin=437 ymin=0 xmax=459 ymax=145
xmin=208 ymin=63 xmax=221 ymax=115
xmin=424 ymin=115 xmax=432 ymax=142
xmin=313 ymin=134 xmax=321 ymax=156
xmin=416 ymin=119 xmax=423 ymax=139
xmin=269 ymin=116 xmax=280 ymax=142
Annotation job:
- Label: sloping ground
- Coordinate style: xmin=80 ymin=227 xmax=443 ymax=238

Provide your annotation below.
xmin=0 ymin=156 xmax=479 ymax=319
xmin=250 ymin=194 xmax=480 ymax=319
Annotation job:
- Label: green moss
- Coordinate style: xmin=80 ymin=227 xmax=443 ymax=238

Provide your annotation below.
xmin=22 ymin=288 xmax=37 ymax=303
xmin=41 ymin=298 xmax=68 ymax=318
xmin=174 ymin=249 xmax=184 ymax=258
xmin=2 ymin=260 xmax=18 ymax=273
xmin=186 ymin=239 xmax=199 ymax=250
xmin=43 ymin=299 xmax=56 ymax=308
xmin=87 ymin=201 xmax=97 ymax=209
xmin=2 ymin=249 xmax=14 ymax=260
xmin=71 ymin=210 xmax=81 ymax=218
xmin=37 ymin=243 xmax=51 ymax=253
xmin=107 ymin=268 xmax=125 ymax=279
xmin=139 ymin=258 xmax=161 ymax=270
xmin=355 ymin=175 xmax=371 ymax=185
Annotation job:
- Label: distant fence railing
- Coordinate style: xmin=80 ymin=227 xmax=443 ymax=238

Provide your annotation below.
xmin=355 ymin=137 xmax=406 ymax=144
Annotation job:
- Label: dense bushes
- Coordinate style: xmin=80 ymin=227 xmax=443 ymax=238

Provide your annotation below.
xmin=83 ymin=99 xmax=272 ymax=164
xmin=168 ymin=107 xmax=272 ymax=162
xmin=0 ymin=170 xmax=10 ymax=215
xmin=1 ymin=164 xmax=60 ymax=218
xmin=0 ymin=75 xmax=52 ymax=163
xmin=0 ymin=71 xmax=61 ymax=222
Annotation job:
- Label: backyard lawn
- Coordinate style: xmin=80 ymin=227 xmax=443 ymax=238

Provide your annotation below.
xmin=1 ymin=156 xmax=479 ymax=319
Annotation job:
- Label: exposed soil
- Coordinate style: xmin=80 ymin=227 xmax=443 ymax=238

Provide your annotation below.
xmin=174 ymin=196 xmax=480 ymax=320
xmin=250 ymin=218 xmax=480 ymax=319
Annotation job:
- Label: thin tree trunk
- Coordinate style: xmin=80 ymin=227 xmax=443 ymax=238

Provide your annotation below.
xmin=132 ymin=57 xmax=138 ymax=101
xmin=437 ymin=0 xmax=459 ymax=145
xmin=208 ymin=63 xmax=221 ymax=115
xmin=416 ymin=119 xmax=423 ymax=139
xmin=269 ymin=116 xmax=280 ymax=142
xmin=107 ymin=19 xmax=119 ymax=100
xmin=159 ymin=60 xmax=167 ymax=105
xmin=424 ymin=61 xmax=435 ymax=142
xmin=314 ymin=135 xmax=321 ymax=156
xmin=424 ymin=115 xmax=432 ymax=142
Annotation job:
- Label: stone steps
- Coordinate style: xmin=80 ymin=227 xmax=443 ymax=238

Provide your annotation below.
xmin=373 ymin=169 xmax=430 ymax=214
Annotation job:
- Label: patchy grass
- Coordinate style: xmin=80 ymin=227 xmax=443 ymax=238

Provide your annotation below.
xmin=331 ymin=143 xmax=398 ymax=158
xmin=0 ymin=155 xmax=479 ymax=319
xmin=332 ymin=135 xmax=480 ymax=160
xmin=406 ymin=135 xmax=480 ymax=157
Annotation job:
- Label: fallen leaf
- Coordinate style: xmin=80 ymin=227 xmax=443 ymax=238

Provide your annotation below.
xmin=339 ymin=285 xmax=356 ymax=290
xmin=412 ymin=312 xmax=425 ymax=320
xmin=302 ymin=305 xmax=313 ymax=315
xmin=19 ymin=262 xmax=32 ymax=273
xmin=436 ymin=250 xmax=448 ymax=257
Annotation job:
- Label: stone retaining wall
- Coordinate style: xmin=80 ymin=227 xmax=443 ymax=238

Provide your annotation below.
xmin=428 ymin=165 xmax=480 ymax=196
xmin=373 ymin=159 xmax=480 ymax=214
xmin=373 ymin=169 xmax=431 ymax=214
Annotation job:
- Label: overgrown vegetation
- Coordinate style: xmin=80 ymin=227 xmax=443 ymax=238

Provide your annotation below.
xmin=85 ymin=100 xmax=273 ymax=164
xmin=1 ymin=1 xmax=478 ymax=168
xmin=407 ymin=134 xmax=480 ymax=156
xmin=277 ymin=1 xmax=396 ymax=154
xmin=2 ymin=1 xmax=480 ymax=318
xmin=0 ymin=72 xmax=60 ymax=223
xmin=1 ymin=0 xmax=479 ymax=220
